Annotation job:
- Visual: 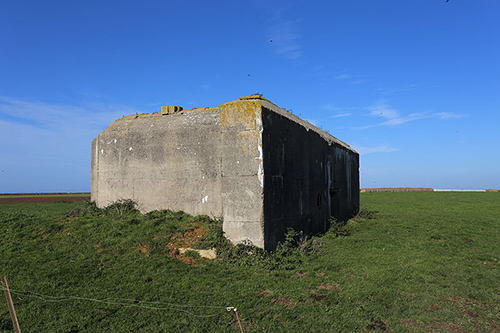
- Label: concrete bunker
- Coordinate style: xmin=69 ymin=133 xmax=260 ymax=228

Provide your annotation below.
xmin=91 ymin=95 xmax=359 ymax=250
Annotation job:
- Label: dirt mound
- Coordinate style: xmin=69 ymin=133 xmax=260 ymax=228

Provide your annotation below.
xmin=165 ymin=223 xmax=210 ymax=264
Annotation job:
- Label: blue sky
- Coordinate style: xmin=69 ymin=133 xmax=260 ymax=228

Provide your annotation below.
xmin=1 ymin=0 xmax=499 ymax=192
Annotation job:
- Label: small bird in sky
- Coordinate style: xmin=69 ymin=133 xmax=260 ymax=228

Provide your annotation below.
xmin=270 ymin=39 xmax=273 ymax=42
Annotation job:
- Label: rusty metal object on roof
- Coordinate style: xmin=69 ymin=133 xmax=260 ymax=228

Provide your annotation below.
xmin=161 ymin=105 xmax=183 ymax=115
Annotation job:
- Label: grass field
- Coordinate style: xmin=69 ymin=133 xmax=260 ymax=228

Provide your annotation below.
xmin=1 ymin=192 xmax=499 ymax=332
xmin=0 ymin=193 xmax=90 ymax=198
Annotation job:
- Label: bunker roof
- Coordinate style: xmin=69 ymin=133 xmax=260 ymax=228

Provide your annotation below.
xmin=233 ymin=95 xmax=356 ymax=153
xmin=112 ymin=95 xmax=357 ymax=154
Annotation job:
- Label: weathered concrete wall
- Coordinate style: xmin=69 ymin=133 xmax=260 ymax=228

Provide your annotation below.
xmin=91 ymin=100 xmax=266 ymax=247
xmin=219 ymin=99 xmax=265 ymax=248
xmin=91 ymin=95 xmax=359 ymax=250
xmin=91 ymin=108 xmax=224 ymax=216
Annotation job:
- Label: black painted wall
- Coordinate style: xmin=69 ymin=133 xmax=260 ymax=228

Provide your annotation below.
xmin=262 ymin=107 xmax=359 ymax=250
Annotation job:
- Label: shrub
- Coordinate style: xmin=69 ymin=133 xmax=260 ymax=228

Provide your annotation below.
xmin=104 ymin=199 xmax=139 ymax=217
xmin=329 ymin=217 xmax=351 ymax=237
xmin=197 ymin=218 xmax=230 ymax=250
xmin=66 ymin=201 xmax=101 ymax=217
xmin=215 ymin=229 xmax=313 ymax=270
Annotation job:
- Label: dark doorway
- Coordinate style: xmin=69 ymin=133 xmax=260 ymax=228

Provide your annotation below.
xmin=330 ymin=187 xmax=340 ymax=220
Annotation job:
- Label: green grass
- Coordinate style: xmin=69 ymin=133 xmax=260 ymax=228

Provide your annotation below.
xmin=1 ymin=193 xmax=499 ymax=332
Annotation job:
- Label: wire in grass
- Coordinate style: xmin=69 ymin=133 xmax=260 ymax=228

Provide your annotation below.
xmin=5 ymin=288 xmax=234 ymax=318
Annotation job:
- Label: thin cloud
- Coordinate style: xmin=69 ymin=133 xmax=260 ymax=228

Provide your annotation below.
xmin=0 ymin=96 xmax=142 ymax=192
xmin=379 ymin=113 xmax=428 ymax=126
xmin=352 ymin=144 xmax=399 ymax=155
xmin=320 ymin=104 xmax=360 ymax=112
xmin=0 ymin=95 xmax=140 ymax=135
xmin=268 ymin=20 xmax=302 ymax=60
xmin=379 ymin=83 xmax=440 ymax=96
xmin=332 ymin=113 xmax=352 ymax=118
xmin=367 ymin=102 xmax=399 ymax=119
xmin=311 ymin=65 xmax=326 ymax=72
xmin=333 ymin=70 xmax=368 ymax=84
xmin=334 ymin=74 xmax=351 ymax=80
xmin=318 ymin=104 xmax=355 ymax=118
xmin=354 ymin=101 xmax=465 ymax=129
xmin=435 ymin=112 xmax=464 ymax=119
xmin=348 ymin=79 xmax=368 ymax=85
xmin=320 ymin=104 xmax=343 ymax=111
xmin=360 ymin=166 xmax=396 ymax=173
